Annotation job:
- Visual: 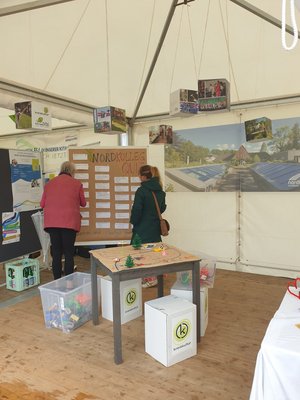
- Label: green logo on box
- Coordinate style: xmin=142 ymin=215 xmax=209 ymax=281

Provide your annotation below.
xmin=126 ymin=289 xmax=137 ymax=305
xmin=174 ymin=319 xmax=191 ymax=342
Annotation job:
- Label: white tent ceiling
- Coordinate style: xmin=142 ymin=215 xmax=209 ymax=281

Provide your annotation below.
xmin=0 ymin=0 xmax=300 ymax=136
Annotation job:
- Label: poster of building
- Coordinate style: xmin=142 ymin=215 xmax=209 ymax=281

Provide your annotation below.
xmin=165 ymin=116 xmax=300 ymax=192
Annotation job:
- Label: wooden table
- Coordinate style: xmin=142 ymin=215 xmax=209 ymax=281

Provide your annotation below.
xmin=90 ymin=243 xmax=201 ymax=364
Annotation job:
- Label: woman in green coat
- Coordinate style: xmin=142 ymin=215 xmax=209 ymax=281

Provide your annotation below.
xmin=130 ymin=164 xmax=167 ymax=244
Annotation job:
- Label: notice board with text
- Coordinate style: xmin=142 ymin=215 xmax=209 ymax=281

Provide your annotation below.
xmin=69 ymin=147 xmax=148 ymax=243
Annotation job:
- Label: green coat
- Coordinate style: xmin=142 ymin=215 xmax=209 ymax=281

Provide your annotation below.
xmin=130 ymin=177 xmax=167 ymax=244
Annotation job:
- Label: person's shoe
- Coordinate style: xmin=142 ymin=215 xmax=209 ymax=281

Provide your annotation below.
xmin=142 ymin=277 xmax=158 ymax=288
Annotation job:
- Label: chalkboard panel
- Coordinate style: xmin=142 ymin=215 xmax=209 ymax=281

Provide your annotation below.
xmin=0 ymin=149 xmax=13 ymax=211
xmin=0 ymin=148 xmax=42 ymax=263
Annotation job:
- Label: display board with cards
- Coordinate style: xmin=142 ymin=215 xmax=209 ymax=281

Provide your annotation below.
xmin=69 ymin=147 xmax=148 ymax=243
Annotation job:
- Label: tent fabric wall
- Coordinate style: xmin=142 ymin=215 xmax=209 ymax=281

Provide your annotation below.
xmin=159 ymin=188 xmax=300 ymax=279
xmin=0 ymin=0 xmax=300 ymax=121
xmin=163 ymin=192 xmax=238 ymax=267
xmin=239 ymin=192 xmax=300 ymax=277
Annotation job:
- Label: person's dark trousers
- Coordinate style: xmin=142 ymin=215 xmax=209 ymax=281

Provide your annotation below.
xmin=46 ymin=228 xmax=77 ymax=280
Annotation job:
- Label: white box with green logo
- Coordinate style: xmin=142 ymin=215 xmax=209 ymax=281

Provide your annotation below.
xmin=145 ymin=295 xmax=197 ymax=367
xmin=100 ymin=276 xmax=142 ymax=324
xmin=170 ymin=283 xmax=208 ymax=337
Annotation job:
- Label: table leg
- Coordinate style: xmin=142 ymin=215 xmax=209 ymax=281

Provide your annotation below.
xmin=192 ymin=261 xmax=201 ymax=342
xmin=91 ymin=255 xmax=99 ymax=325
xmin=157 ymin=274 xmax=164 ymax=297
xmin=112 ymin=274 xmax=123 ymax=364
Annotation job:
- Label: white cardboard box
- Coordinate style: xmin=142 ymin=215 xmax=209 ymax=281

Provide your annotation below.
xmin=170 ymin=283 xmax=208 ymax=337
xmin=100 ymin=276 xmax=142 ymax=324
xmin=145 ymin=295 xmax=197 ymax=367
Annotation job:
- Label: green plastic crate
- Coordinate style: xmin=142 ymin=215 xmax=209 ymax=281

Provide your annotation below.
xmin=5 ymin=258 xmax=40 ymax=292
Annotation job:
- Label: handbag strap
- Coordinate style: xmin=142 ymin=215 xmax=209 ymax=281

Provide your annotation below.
xmin=152 ymin=191 xmax=163 ymax=221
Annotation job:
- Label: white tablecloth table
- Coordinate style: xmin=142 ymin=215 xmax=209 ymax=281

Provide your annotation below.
xmin=250 ymin=288 xmax=300 ymax=400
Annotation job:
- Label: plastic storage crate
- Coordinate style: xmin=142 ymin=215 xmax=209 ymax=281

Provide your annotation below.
xmin=5 ymin=258 xmax=40 ymax=291
xmin=39 ymin=272 xmax=100 ymax=333
xmin=176 ymin=252 xmax=216 ymax=288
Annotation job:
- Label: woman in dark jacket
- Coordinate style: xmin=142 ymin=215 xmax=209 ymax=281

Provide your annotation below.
xmin=130 ymin=165 xmax=167 ymax=287
xmin=130 ymin=164 xmax=166 ymax=244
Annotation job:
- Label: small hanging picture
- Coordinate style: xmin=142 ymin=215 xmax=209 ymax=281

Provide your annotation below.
xmin=149 ymin=125 xmax=173 ymax=144
xmin=170 ymin=89 xmax=198 ymax=116
xmin=198 ymin=79 xmax=230 ymax=112
xmin=93 ymin=106 xmax=126 ymax=134
xmin=244 ymin=117 xmax=273 ymax=142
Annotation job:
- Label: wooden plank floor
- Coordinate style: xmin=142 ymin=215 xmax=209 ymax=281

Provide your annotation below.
xmin=0 ymin=256 xmax=289 ymax=400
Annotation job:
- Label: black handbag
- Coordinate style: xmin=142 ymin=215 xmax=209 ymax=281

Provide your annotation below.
xmin=152 ymin=192 xmax=170 ymax=236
